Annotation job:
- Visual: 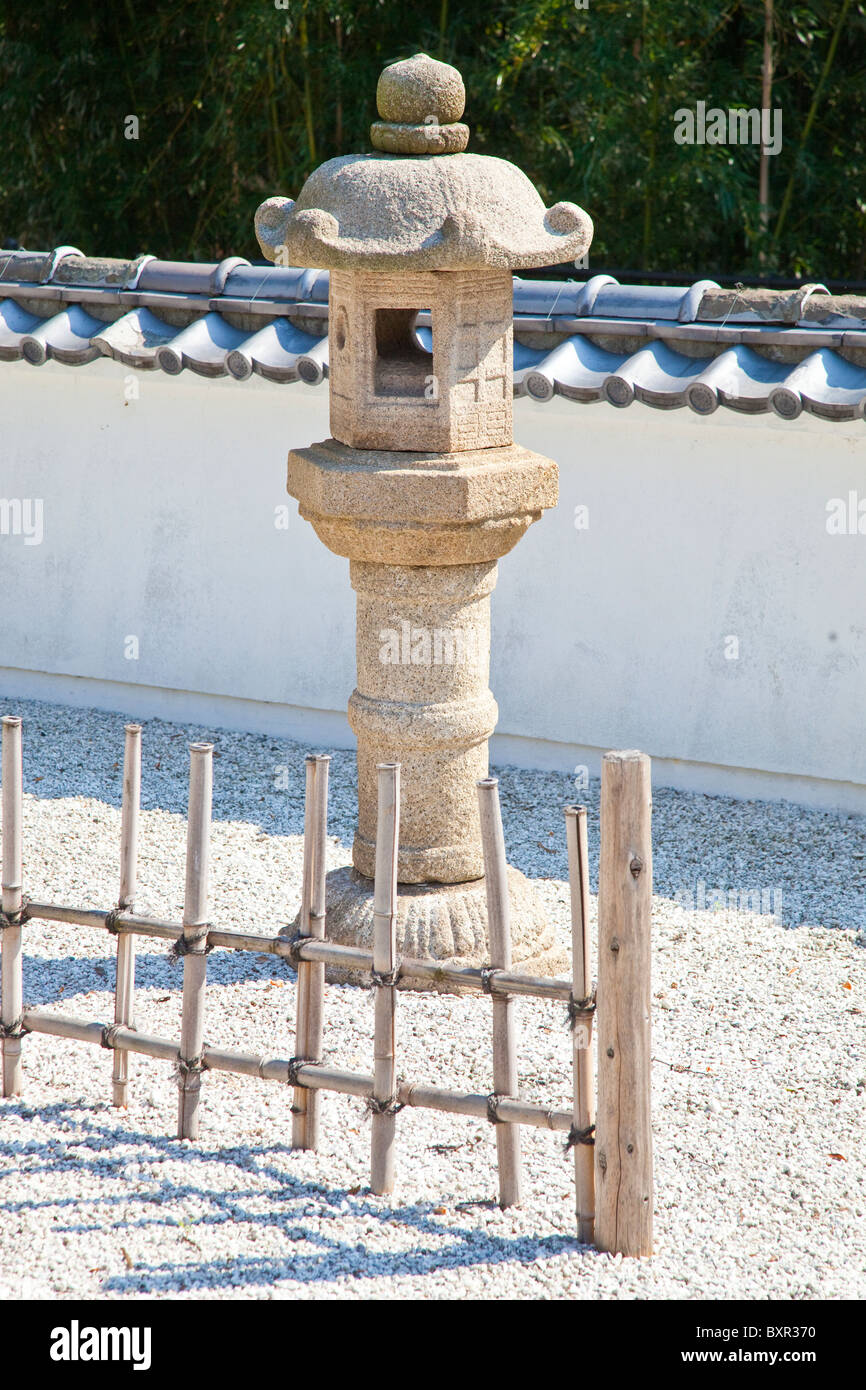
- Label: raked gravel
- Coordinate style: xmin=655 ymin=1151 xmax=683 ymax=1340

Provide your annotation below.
xmin=0 ymin=695 xmax=863 ymax=1301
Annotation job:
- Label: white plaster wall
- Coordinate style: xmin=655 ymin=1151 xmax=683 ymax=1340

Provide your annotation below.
xmin=0 ymin=357 xmax=863 ymax=810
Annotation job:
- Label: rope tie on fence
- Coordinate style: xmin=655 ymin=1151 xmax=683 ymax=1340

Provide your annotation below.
xmin=103 ymin=908 xmax=127 ymax=936
xmin=480 ymin=966 xmax=501 ymax=995
xmin=365 ymin=1095 xmax=404 ymax=1118
xmin=0 ymin=1016 xmax=29 ymax=1040
xmin=101 ymin=1022 xmax=135 ymax=1050
xmin=284 ymin=934 xmax=306 ymax=969
xmin=0 ymin=897 xmax=30 ymax=930
xmin=369 ymin=966 xmax=400 ymax=989
xmin=564 ymin=1123 xmax=595 ymax=1152
xmin=168 ymin=930 xmax=214 ymax=964
xmin=486 ymin=1092 xmax=507 ymax=1125
xmin=286 ymin=1055 xmax=321 ymax=1088
xmin=566 ymin=991 xmax=597 ymax=1030
xmin=174 ymin=1055 xmax=205 ymax=1089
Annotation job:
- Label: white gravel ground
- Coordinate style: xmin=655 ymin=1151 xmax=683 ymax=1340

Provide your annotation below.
xmin=0 ymin=695 xmax=862 ymax=1301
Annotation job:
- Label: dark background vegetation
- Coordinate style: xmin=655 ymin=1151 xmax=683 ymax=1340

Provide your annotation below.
xmin=1 ymin=1 xmax=864 ymax=283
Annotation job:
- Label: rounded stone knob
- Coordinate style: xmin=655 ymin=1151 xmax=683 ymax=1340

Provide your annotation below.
xmin=376 ymin=53 xmax=465 ymax=125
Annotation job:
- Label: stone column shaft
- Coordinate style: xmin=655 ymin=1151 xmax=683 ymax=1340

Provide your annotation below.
xmin=350 ymin=559 xmax=498 ymax=884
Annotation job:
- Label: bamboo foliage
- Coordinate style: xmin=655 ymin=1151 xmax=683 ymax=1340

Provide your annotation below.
xmin=4 ymin=5 xmax=860 ymax=279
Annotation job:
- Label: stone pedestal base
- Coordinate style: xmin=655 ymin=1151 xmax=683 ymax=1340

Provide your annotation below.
xmin=305 ymin=865 xmax=567 ymax=991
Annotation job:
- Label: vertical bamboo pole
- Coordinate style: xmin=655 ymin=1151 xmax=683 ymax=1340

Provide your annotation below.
xmin=565 ymin=804 xmax=595 ymax=1244
xmin=1 ymin=716 xmax=24 ymax=1097
xmin=112 ymin=723 xmax=141 ymax=1108
xmin=177 ymin=742 xmax=213 ymax=1141
xmin=292 ymin=753 xmax=330 ymax=1150
xmin=595 ymin=751 xmax=653 ymax=1257
xmin=477 ymin=777 xmax=522 ymax=1209
xmin=370 ymin=762 xmax=399 ymax=1195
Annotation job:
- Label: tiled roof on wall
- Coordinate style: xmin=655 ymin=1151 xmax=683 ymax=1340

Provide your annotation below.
xmin=2 ymin=248 xmax=866 ymax=421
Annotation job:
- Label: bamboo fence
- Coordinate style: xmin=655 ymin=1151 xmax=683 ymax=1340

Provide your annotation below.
xmin=0 ymin=715 xmax=653 ymax=1256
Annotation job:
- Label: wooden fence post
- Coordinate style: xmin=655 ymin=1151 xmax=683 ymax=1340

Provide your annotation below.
xmin=595 ymin=750 xmax=653 ymax=1257
xmin=112 ymin=723 xmax=141 ymax=1108
xmin=371 ymin=762 xmax=399 ymax=1195
xmin=1 ymin=716 xmax=24 ymax=1097
xmin=565 ymin=803 xmax=595 ymax=1244
xmin=478 ymin=777 xmax=523 ymax=1209
xmin=177 ymin=742 xmax=213 ymax=1141
xmin=292 ymin=753 xmax=330 ymax=1150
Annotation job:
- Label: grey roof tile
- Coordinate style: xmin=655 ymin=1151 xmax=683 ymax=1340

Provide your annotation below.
xmin=225 ymin=317 xmax=324 ymax=383
xmin=20 ymin=303 xmax=104 ymax=365
xmin=91 ymin=307 xmax=179 ymax=368
xmin=0 ymin=298 xmax=42 ymax=360
xmin=154 ymin=311 xmax=247 ymax=377
xmin=1 ymin=249 xmax=864 ymax=421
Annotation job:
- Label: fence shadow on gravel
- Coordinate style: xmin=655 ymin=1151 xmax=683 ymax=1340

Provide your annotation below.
xmin=0 ymin=1100 xmax=581 ymax=1294
xmin=16 ymin=940 xmax=313 ymax=1003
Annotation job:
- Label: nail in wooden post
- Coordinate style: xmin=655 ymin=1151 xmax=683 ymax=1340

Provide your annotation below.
xmin=1 ymin=716 xmax=24 ymax=1097
xmin=477 ymin=777 xmax=522 ymax=1209
xmin=595 ymin=751 xmax=653 ymax=1257
xmin=292 ymin=753 xmax=330 ymax=1150
xmin=565 ymin=804 xmax=595 ymax=1244
xmin=370 ymin=762 xmax=399 ymax=1195
xmin=112 ymin=724 xmax=141 ymax=1108
xmin=177 ymin=742 xmax=213 ymax=1141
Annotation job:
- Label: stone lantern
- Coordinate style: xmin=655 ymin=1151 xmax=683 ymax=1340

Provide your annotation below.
xmin=256 ymin=54 xmax=592 ymax=978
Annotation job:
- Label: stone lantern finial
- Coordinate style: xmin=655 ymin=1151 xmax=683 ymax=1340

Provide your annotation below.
xmin=371 ymin=53 xmax=469 ymax=154
xmin=257 ymin=56 xmax=594 ymax=984
xmin=253 ymin=55 xmax=592 ymax=273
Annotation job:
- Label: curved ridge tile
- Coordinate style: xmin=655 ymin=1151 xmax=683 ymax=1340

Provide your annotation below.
xmin=684 ymin=348 xmax=745 ymax=415
xmin=20 ymin=304 xmax=104 ymax=366
xmin=769 ymin=348 xmax=866 ymax=422
xmin=0 ymin=299 xmax=42 ymax=361
xmin=512 ymin=339 xmax=547 ymax=394
xmin=295 ymin=334 xmax=329 ymax=385
xmin=714 ymin=345 xmax=799 ymax=415
xmin=525 ymin=334 xmax=625 ymax=403
xmin=602 ymin=340 xmax=704 ymax=409
xmin=413 ymin=323 xmax=433 ymax=354
xmin=226 ymin=318 xmax=324 ymax=382
xmin=154 ymin=311 xmax=246 ymax=377
xmin=91 ymin=307 xmax=177 ymax=368
xmin=678 ymin=279 xmax=720 ymax=323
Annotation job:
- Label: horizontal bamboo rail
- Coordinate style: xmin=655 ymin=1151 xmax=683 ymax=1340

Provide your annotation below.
xmin=20 ymin=901 xmax=575 ymax=1003
xmin=19 ymin=1007 xmax=573 ymax=1131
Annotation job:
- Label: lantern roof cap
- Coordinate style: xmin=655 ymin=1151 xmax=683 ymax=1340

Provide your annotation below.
xmin=254 ymin=55 xmax=592 ymax=273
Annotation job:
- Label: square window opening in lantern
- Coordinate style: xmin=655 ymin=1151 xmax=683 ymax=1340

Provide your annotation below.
xmin=373 ymin=307 xmax=433 ymax=399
